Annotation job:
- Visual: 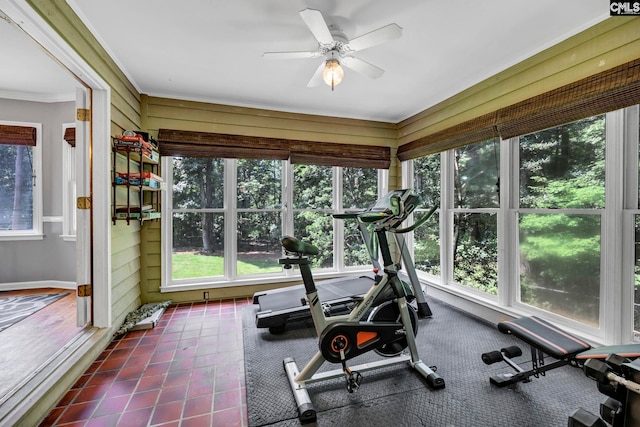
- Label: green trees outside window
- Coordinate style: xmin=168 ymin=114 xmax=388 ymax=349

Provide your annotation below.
xmin=168 ymin=158 xmax=378 ymax=282
xmin=293 ymin=164 xmax=333 ymax=269
xmin=412 ymin=155 xmax=441 ymax=275
xmin=171 ymin=158 xmax=225 ymax=279
xmin=452 ymin=139 xmax=500 ymax=295
xmin=343 ymin=167 xmax=378 ymax=267
xmin=0 ymin=144 xmax=34 ymax=231
xmin=236 ymin=159 xmax=283 ymax=275
xmin=411 ymin=115 xmax=606 ymax=325
xmin=519 ymin=115 xmax=605 ymax=326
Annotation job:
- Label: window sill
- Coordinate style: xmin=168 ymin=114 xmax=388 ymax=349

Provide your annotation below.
xmin=418 ymin=272 xmax=606 ymax=347
xmin=0 ymin=233 xmax=44 ymax=241
xmin=160 ymin=268 xmax=372 ymax=293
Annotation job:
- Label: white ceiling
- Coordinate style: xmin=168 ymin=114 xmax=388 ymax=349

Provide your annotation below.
xmin=1 ymin=1 xmax=609 ymax=122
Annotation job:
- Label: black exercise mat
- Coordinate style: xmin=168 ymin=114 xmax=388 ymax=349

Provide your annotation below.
xmin=243 ymin=298 xmax=604 ymax=426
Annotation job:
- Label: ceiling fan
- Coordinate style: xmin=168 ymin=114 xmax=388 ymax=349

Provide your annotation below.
xmin=263 ymin=8 xmax=402 ymax=90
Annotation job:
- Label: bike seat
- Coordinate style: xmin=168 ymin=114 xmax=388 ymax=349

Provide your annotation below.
xmin=282 ymin=236 xmax=319 ymax=256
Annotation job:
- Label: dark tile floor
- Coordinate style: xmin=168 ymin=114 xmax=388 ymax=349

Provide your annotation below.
xmin=39 ymin=298 xmax=251 ymax=427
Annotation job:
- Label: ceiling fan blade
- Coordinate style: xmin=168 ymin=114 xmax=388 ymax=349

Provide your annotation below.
xmin=299 ymin=8 xmax=334 ymax=45
xmin=307 ymin=62 xmax=326 ymax=87
xmin=341 ymin=56 xmax=384 ymax=79
xmin=263 ymin=51 xmax=321 ymax=60
xmin=345 ymin=23 xmax=402 ymax=52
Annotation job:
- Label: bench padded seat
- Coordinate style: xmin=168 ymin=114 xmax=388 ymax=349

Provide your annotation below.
xmin=498 ymin=316 xmax=591 ymax=359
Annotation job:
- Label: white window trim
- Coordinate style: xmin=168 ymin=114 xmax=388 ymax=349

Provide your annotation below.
xmin=406 ymin=107 xmax=640 ymax=346
xmin=160 ymin=157 xmax=382 ymax=291
xmin=0 ymin=120 xmax=43 ymax=241
xmin=61 ymin=122 xmax=76 ymax=241
xmin=622 ymin=105 xmax=639 ymax=343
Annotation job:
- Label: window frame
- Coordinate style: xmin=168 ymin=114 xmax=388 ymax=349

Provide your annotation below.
xmin=61 ymin=122 xmax=76 ymax=241
xmin=623 ymin=105 xmax=640 ymax=342
xmin=0 ymin=120 xmax=43 ymax=241
xmin=161 ymin=157 xmax=384 ymax=291
xmin=406 ymin=107 xmax=637 ymax=345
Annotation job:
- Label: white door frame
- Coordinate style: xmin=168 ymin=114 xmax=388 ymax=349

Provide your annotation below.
xmin=1 ymin=0 xmax=112 ymax=327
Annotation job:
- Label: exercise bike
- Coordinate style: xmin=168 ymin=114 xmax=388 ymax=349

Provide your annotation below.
xmin=279 ymin=190 xmax=445 ymax=424
xmin=253 ymin=189 xmax=433 ymax=334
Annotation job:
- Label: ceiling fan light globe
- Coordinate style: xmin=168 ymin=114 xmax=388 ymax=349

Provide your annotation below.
xmin=322 ymin=59 xmax=344 ymax=88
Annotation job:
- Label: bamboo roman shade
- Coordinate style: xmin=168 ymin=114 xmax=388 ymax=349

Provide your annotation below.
xmin=397 ymin=112 xmax=498 ymax=161
xmin=0 ymin=124 xmax=37 ymax=146
xmin=397 ymin=58 xmax=640 ymax=161
xmin=157 ymin=129 xmax=391 ymax=169
xmin=64 ymin=127 xmax=76 ymax=147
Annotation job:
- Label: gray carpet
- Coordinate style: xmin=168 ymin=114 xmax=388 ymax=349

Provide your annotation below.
xmin=243 ymin=298 xmax=604 ymax=426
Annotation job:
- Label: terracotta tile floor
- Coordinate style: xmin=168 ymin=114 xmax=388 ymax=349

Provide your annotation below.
xmin=39 ymin=298 xmax=251 ymax=427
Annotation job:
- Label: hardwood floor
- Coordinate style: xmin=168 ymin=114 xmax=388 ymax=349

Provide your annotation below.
xmin=0 ymin=288 xmax=85 ymax=401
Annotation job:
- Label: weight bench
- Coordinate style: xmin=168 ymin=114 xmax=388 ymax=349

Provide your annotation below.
xmin=482 ymin=316 xmax=640 ymax=387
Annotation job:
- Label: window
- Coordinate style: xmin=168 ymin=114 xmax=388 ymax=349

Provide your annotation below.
xmin=293 ymin=164 xmax=334 ymax=269
xmin=0 ymin=122 xmax=42 ymax=239
xmin=62 ymin=124 xmax=76 ymax=239
xmin=342 ymin=167 xmax=379 ymax=268
xmin=451 ymin=139 xmax=500 ymax=295
xmin=412 ymin=154 xmax=441 ymax=276
xmin=517 ymin=115 xmax=605 ymax=326
xmin=632 ymin=107 xmax=640 ymax=337
xmin=408 ymin=111 xmax=632 ymax=338
xmin=170 ymin=157 xmax=225 ymax=281
xmin=236 ymin=159 xmax=283 ymax=276
xmin=163 ymin=157 xmax=380 ymax=288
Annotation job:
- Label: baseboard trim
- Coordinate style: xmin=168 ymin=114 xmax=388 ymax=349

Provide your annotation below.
xmin=0 ymin=280 xmax=76 ymax=291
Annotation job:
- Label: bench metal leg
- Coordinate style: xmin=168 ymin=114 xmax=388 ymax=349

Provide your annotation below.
xmin=489 ymin=348 xmax=571 ymax=387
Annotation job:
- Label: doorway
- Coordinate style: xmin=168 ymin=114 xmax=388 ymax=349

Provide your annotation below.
xmin=0 ymin=0 xmax=111 ymax=412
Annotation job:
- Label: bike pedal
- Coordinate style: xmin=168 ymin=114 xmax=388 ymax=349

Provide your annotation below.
xmin=345 ymin=370 xmax=362 ymax=393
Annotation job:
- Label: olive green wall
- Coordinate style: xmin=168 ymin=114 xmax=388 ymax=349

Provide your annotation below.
xmin=397 ymin=17 xmax=640 ymax=144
